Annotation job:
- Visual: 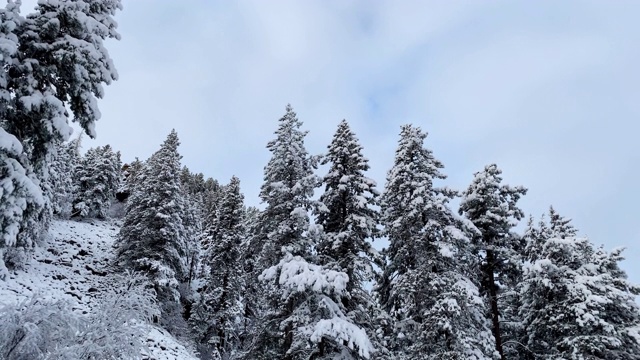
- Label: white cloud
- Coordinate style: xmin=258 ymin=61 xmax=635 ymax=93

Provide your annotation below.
xmin=14 ymin=0 xmax=640 ymax=282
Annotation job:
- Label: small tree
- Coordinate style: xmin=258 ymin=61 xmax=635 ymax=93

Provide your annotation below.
xmin=49 ymin=137 xmax=82 ymax=218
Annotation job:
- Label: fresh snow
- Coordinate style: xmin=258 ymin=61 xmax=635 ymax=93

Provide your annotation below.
xmin=0 ymin=219 xmax=197 ymax=360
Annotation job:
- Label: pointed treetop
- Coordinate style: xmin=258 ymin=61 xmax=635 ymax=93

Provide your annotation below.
xmin=548 ymin=206 xmax=577 ymax=239
xmin=459 ymin=163 xmax=527 ymax=237
xmin=157 ymin=129 xmax=180 ymax=155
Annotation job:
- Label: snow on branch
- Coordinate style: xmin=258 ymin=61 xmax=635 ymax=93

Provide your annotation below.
xmin=259 ymin=253 xmax=348 ymax=296
xmin=310 ymin=317 xmax=374 ymax=359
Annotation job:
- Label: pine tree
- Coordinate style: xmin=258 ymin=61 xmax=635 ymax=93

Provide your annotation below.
xmin=48 ymin=136 xmax=81 ymax=218
xmin=116 ymin=158 xmax=143 ymax=202
xmin=521 ymin=212 xmax=640 ymax=359
xmin=316 ymin=119 xmax=386 ymax=358
xmin=115 ymin=130 xmax=191 ymax=328
xmin=5 ymin=0 xmax=122 ymax=166
xmin=520 ymin=234 xmax=596 ymax=358
xmin=199 ymin=177 xmax=223 ymax=258
xmin=379 ymin=125 xmax=496 ymax=359
xmin=191 ymin=176 xmax=246 ymax=358
xmin=0 ymin=0 xmax=121 ymax=265
xmin=72 ymin=145 xmax=121 ymax=218
xmin=587 ymin=247 xmax=640 ymax=359
xmin=459 ymin=164 xmax=527 ymax=360
xmin=251 ymin=105 xmax=373 ymax=360
xmin=548 ymin=206 xmax=577 ymax=239
xmin=0 ymin=129 xmax=44 ymax=278
xmin=0 ymin=2 xmax=45 ymax=274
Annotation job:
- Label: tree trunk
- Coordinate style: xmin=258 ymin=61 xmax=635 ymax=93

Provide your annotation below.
xmin=486 ymin=249 xmax=504 ymax=360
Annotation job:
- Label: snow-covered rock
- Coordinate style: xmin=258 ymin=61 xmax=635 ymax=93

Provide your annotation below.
xmin=0 ymin=219 xmax=198 ymax=360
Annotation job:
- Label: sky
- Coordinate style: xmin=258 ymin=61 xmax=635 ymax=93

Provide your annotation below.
xmin=20 ymin=1 xmax=640 ymax=282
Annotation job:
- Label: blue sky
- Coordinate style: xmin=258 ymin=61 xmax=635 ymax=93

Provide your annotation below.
xmin=21 ymin=1 xmax=640 ymax=282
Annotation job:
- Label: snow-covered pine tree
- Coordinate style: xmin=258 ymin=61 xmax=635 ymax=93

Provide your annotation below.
xmin=521 ymin=211 xmax=640 ymax=359
xmin=6 ymin=0 xmax=122 ymax=166
xmin=548 ymin=205 xmax=577 ymax=239
xmin=72 ymin=145 xmax=121 ymax=219
xmin=0 ymin=2 xmax=44 ymax=275
xmin=378 ymin=125 xmax=497 ymax=359
xmin=180 ymin=167 xmax=209 ymax=214
xmin=519 ymin=232 xmax=596 ymax=358
xmin=191 ymin=176 xmax=246 ymax=358
xmin=48 ymin=136 xmax=82 ymax=218
xmin=586 ymin=246 xmax=640 ymax=359
xmin=315 ymin=119 xmax=387 ymax=358
xmin=239 ymin=204 xmax=261 ymax=324
xmin=459 ymin=164 xmax=527 ymax=360
xmin=0 ymin=0 xmax=121 ymax=266
xmin=251 ymin=105 xmax=373 ymax=360
xmin=115 ymin=130 xmax=191 ymax=329
xmin=115 ymin=158 xmax=143 ymax=202
xmin=0 ymin=129 xmax=44 ymax=278
xmin=199 ymin=177 xmax=223 ymax=258
xmin=174 ymin=166 xmax=205 ymax=288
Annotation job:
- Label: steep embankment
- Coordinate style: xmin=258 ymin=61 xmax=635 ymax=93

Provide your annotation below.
xmin=0 ymin=219 xmax=197 ymax=360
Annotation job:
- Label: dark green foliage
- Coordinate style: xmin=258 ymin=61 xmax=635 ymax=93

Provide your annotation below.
xmin=459 ymin=164 xmax=527 ymax=359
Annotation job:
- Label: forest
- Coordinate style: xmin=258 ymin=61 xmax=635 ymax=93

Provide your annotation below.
xmin=1 ymin=1 xmax=640 ymax=360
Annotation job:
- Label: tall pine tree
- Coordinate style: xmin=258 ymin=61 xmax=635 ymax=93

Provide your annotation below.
xmin=191 ymin=176 xmax=246 ymax=358
xmin=115 ymin=130 xmax=191 ymax=328
xmin=379 ymin=125 xmax=497 ymax=359
xmin=459 ymin=164 xmax=527 ymax=360
xmin=316 ymin=119 xmax=385 ymax=358
xmin=252 ymin=105 xmax=372 ymax=360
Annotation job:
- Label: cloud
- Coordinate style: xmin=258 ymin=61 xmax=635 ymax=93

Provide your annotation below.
xmin=15 ymin=0 xmax=640 ymax=282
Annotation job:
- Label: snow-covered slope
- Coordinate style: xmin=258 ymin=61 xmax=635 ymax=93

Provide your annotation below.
xmin=0 ymin=219 xmax=198 ymax=360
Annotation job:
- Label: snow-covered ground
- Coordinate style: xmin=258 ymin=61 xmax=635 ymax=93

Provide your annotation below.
xmin=0 ymin=219 xmax=198 ymax=360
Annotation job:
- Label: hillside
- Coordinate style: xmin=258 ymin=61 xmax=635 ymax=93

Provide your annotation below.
xmin=0 ymin=219 xmax=198 ymax=360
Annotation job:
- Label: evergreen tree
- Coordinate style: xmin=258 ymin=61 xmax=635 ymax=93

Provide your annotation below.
xmin=459 ymin=164 xmax=527 ymax=359
xmin=379 ymin=125 xmax=496 ymax=359
xmin=191 ymin=176 xmax=246 ymax=358
xmin=72 ymin=145 xmax=121 ymax=218
xmin=252 ymin=105 xmax=372 ymax=360
xmin=115 ymin=157 xmax=143 ymax=202
xmin=0 ymin=0 xmax=121 ymax=264
xmin=0 ymin=129 xmax=44 ymax=278
xmin=0 ymin=2 xmax=43 ymax=273
xmin=6 ymin=0 xmax=122 ymax=166
xmin=520 ymin=234 xmax=596 ymax=358
xmin=316 ymin=119 xmax=386 ymax=358
xmin=520 ymin=212 xmax=640 ymax=359
xmin=548 ymin=206 xmax=577 ymax=239
xmin=587 ymin=247 xmax=640 ymax=359
xmin=200 ymin=177 xmax=223 ymax=257
xmin=48 ymin=136 xmax=81 ymax=218
xmin=115 ymin=130 xmax=191 ymax=328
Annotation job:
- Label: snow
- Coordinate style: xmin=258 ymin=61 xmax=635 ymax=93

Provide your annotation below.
xmin=260 ymin=253 xmax=349 ymax=296
xmin=0 ymin=219 xmax=198 ymax=360
xmin=0 ymin=128 xmax=23 ymax=155
xmin=310 ymin=317 xmax=374 ymax=359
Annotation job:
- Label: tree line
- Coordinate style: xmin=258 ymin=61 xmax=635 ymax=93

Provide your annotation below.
xmin=0 ymin=1 xmax=639 ymax=359
xmin=28 ymin=104 xmax=635 ymax=360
